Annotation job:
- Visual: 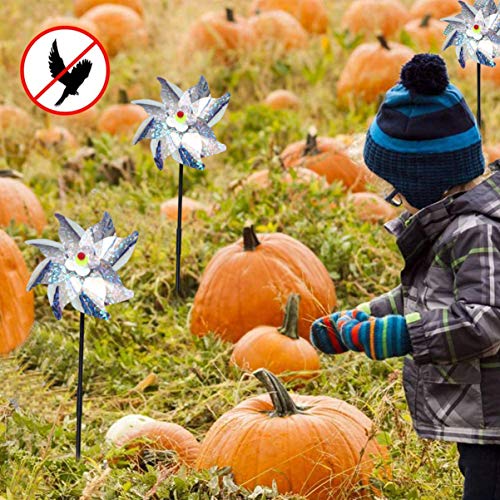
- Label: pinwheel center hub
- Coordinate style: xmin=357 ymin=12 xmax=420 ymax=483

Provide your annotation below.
xmin=77 ymin=252 xmax=86 ymax=260
xmin=177 ymin=111 xmax=184 ymax=118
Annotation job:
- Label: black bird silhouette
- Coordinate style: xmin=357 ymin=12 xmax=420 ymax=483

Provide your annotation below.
xmin=49 ymin=40 xmax=92 ymax=106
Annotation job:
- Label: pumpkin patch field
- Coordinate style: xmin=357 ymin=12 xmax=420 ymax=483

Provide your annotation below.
xmin=0 ymin=0 xmax=499 ymax=498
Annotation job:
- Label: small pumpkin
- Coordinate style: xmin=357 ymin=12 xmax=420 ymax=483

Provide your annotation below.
xmin=160 ymin=197 xmax=212 ymax=222
xmin=263 ymin=89 xmax=301 ymax=110
xmin=248 ymin=10 xmax=308 ymax=50
xmin=35 ymin=126 xmax=78 ymax=149
xmin=341 ymin=0 xmax=409 ymax=38
xmin=196 ymin=369 xmax=388 ymax=499
xmin=190 ymin=225 xmax=336 ymax=343
xmin=74 ymin=0 xmax=144 ymax=17
xmin=280 ymin=129 xmax=370 ymax=191
xmin=98 ymin=90 xmax=147 ymax=136
xmin=346 ymin=192 xmax=398 ymax=223
xmin=230 ymin=294 xmax=320 ymax=381
xmin=409 ymin=0 xmax=460 ymax=19
xmin=250 ymin=0 xmax=328 ymax=34
xmin=0 ymin=172 xmax=47 ymax=234
xmin=38 ymin=16 xmax=101 ymax=36
xmin=0 ymin=105 xmax=32 ymax=133
xmin=0 ymin=230 xmax=34 ymax=356
xmin=81 ymin=4 xmax=147 ymax=56
xmin=337 ymin=35 xmax=415 ymax=105
xmin=106 ymin=414 xmax=200 ymax=468
xmin=55 ymin=107 xmax=99 ymax=131
xmin=403 ymin=15 xmax=445 ymax=51
xmin=183 ymin=8 xmax=254 ymax=63
xmin=485 ymin=144 xmax=500 ymax=164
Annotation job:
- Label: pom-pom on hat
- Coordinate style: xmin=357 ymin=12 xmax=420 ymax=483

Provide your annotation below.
xmin=364 ymin=54 xmax=485 ymax=210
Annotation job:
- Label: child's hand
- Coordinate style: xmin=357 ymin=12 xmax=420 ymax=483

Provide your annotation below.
xmin=310 ymin=309 xmax=369 ymax=355
xmin=338 ymin=313 xmax=412 ymax=360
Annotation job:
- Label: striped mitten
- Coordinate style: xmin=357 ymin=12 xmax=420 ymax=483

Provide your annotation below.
xmin=310 ymin=309 xmax=367 ymax=355
xmin=338 ymin=314 xmax=411 ymax=360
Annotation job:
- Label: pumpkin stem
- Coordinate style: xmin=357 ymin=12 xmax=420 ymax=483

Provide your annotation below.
xmin=243 ymin=226 xmax=261 ymax=251
xmin=226 ymin=7 xmax=235 ymax=22
xmin=303 ymin=126 xmax=320 ymax=156
xmin=118 ymin=88 xmax=130 ymax=104
xmin=377 ymin=34 xmax=391 ymax=51
xmin=278 ymin=294 xmax=300 ymax=340
xmin=253 ymin=369 xmax=302 ymax=416
xmin=420 ymin=14 xmax=432 ymax=27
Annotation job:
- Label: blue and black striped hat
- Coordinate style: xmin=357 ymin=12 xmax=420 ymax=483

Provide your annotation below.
xmin=364 ymin=54 xmax=485 ymax=209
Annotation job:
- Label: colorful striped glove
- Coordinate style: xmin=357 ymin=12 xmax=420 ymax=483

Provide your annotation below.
xmin=311 ymin=310 xmax=412 ymax=360
xmin=310 ymin=309 xmax=363 ymax=355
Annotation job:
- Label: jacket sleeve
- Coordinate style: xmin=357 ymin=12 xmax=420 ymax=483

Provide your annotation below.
xmin=357 ymin=285 xmax=404 ymax=317
xmin=408 ymin=222 xmax=500 ymax=365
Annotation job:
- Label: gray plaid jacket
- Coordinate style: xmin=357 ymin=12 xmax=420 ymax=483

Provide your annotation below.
xmin=367 ymin=172 xmax=500 ymax=445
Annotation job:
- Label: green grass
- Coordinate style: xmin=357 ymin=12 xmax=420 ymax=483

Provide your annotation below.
xmin=1 ymin=0 xmax=499 ymax=497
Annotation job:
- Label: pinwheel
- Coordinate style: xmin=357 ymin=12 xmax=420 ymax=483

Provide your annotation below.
xmin=442 ymin=0 xmax=500 ymax=125
xmin=26 ymin=212 xmax=138 ymax=460
xmin=132 ymin=76 xmax=230 ymax=295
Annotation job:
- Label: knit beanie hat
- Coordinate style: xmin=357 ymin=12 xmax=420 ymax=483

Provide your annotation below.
xmin=363 ymin=54 xmax=485 ymax=209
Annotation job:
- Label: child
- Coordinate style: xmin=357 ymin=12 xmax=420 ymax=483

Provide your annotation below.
xmin=311 ymin=54 xmax=500 ymax=499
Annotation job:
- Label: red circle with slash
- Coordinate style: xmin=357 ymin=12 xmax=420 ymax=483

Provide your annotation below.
xmin=20 ymin=26 xmax=110 ymax=116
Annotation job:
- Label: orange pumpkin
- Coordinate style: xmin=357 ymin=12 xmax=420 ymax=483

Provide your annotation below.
xmin=81 ymin=4 xmax=147 ymax=56
xmin=74 ymin=0 xmax=144 ymax=17
xmin=404 ymin=15 xmax=445 ymax=51
xmin=341 ymin=0 xmax=409 ymax=38
xmin=263 ymin=89 xmax=301 ymax=110
xmin=160 ymin=197 xmax=212 ymax=222
xmin=409 ymin=0 xmax=460 ymax=19
xmin=237 ymin=167 xmax=325 ymax=193
xmin=248 ymin=10 xmax=308 ymax=50
xmin=280 ymin=130 xmax=370 ymax=191
xmin=183 ymin=8 xmax=254 ymax=63
xmin=0 ymin=105 xmax=32 ymax=133
xmin=55 ymin=107 xmax=99 ymax=131
xmin=0 ymin=174 xmax=47 ymax=234
xmin=346 ymin=192 xmax=398 ymax=223
xmin=106 ymin=414 xmax=200 ymax=468
xmin=485 ymin=145 xmax=500 ymax=164
xmin=190 ymin=226 xmax=336 ymax=343
xmin=230 ymin=294 xmax=320 ymax=381
xmin=459 ymin=57 xmax=500 ymax=85
xmin=35 ymin=126 xmax=78 ymax=149
xmin=98 ymin=102 xmax=147 ymax=136
xmin=197 ymin=369 xmax=388 ymax=499
xmin=38 ymin=16 xmax=101 ymax=36
xmin=0 ymin=230 xmax=34 ymax=356
xmin=250 ymin=0 xmax=328 ymax=34
xmin=337 ymin=36 xmax=415 ymax=104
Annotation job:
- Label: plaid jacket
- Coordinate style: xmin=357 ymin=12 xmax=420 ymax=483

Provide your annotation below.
xmin=367 ymin=171 xmax=500 ymax=445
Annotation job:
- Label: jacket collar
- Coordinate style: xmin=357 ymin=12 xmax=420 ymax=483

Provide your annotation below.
xmin=383 ymin=171 xmax=500 ymax=260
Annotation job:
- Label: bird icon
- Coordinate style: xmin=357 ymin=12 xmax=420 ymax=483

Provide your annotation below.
xmin=48 ymin=39 xmax=92 ymax=106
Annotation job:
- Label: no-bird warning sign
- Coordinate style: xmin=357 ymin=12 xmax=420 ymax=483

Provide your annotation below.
xmin=20 ymin=26 xmax=110 ymax=115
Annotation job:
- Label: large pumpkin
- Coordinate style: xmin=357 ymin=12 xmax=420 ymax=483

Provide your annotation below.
xmin=38 ymin=16 xmax=101 ymax=37
xmin=409 ymin=0 xmax=460 ymax=19
xmin=98 ymin=91 xmax=148 ymax=136
xmin=81 ymin=4 xmax=147 ymax=56
xmin=0 ymin=105 xmax=32 ymax=133
xmin=248 ymin=10 xmax=308 ymax=50
xmin=230 ymin=294 xmax=320 ymax=381
xmin=0 ymin=230 xmax=34 ymax=355
xmin=250 ymin=0 xmax=328 ymax=34
xmin=337 ymin=36 xmax=415 ymax=104
xmin=346 ymin=192 xmax=398 ymax=223
xmin=74 ymin=0 xmax=144 ymax=17
xmin=197 ymin=369 xmax=388 ymax=499
xmin=183 ymin=8 xmax=254 ymax=63
xmin=280 ymin=130 xmax=370 ymax=190
xmin=341 ymin=0 xmax=409 ymax=38
xmin=106 ymin=414 xmax=200 ymax=468
xmin=403 ymin=15 xmax=445 ymax=51
xmin=190 ymin=226 xmax=336 ymax=342
xmin=0 ymin=174 xmax=47 ymax=234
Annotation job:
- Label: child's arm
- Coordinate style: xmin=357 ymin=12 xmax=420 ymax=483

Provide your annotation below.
xmin=408 ymin=223 xmax=500 ymax=365
xmin=357 ymin=285 xmax=404 ymax=317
